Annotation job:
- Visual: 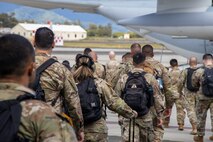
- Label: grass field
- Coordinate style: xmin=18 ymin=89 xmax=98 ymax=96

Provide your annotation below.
xmin=63 ymin=37 xmax=166 ymax=49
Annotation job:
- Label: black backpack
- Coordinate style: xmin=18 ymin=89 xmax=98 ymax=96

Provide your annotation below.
xmin=0 ymin=93 xmax=35 ymax=142
xmin=122 ymin=72 xmax=154 ymax=117
xmin=77 ymin=77 xmax=102 ymax=125
xmin=32 ymin=58 xmax=57 ymax=101
xmin=186 ymin=68 xmax=200 ymax=92
xmin=202 ymin=67 xmax=213 ymax=97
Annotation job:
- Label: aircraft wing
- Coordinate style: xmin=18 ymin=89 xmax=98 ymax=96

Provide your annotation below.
xmin=157 ymin=0 xmax=212 ymax=13
xmin=0 ymin=0 xmax=100 ymax=13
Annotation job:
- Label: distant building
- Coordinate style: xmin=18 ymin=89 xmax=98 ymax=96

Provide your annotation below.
xmin=11 ymin=23 xmax=87 ymax=44
xmin=124 ymin=33 xmax=130 ymax=39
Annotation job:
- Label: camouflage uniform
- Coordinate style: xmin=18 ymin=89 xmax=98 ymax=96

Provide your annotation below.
xmin=94 ymin=62 xmax=106 ymax=79
xmin=107 ymin=58 xmax=133 ymax=88
xmin=178 ymin=68 xmax=198 ymax=126
xmin=0 ymin=83 xmax=77 ymax=142
xmin=115 ymin=68 xmax=165 ymax=142
xmin=71 ymin=64 xmax=78 ymax=74
xmin=105 ymin=59 xmax=120 ymax=82
xmin=192 ymin=66 xmax=213 ymax=136
xmin=35 ymin=53 xmax=84 ymax=134
xmin=84 ymin=78 xmax=137 ymax=142
xmin=164 ymin=67 xmax=186 ymax=126
xmin=142 ymin=57 xmax=170 ymax=142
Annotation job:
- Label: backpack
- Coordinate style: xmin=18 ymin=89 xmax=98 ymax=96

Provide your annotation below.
xmin=77 ymin=77 xmax=102 ymax=125
xmin=186 ymin=68 xmax=199 ymax=92
xmin=0 ymin=93 xmax=35 ymax=142
xmin=32 ymin=58 xmax=57 ymax=101
xmin=202 ymin=67 xmax=213 ymax=97
xmin=122 ymin=72 xmax=154 ymax=117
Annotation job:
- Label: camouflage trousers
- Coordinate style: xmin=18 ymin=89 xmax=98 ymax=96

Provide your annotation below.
xmin=84 ymin=132 xmax=107 ymax=142
xmin=211 ymin=106 xmax=213 ymax=132
xmin=153 ymin=116 xmax=164 ymax=142
xmin=183 ymin=94 xmax=197 ymax=125
xmin=84 ymin=118 xmax=108 ymax=142
xmin=196 ymin=99 xmax=213 ymax=136
xmin=120 ymin=112 xmax=154 ymax=142
xmin=164 ymin=97 xmax=186 ymax=125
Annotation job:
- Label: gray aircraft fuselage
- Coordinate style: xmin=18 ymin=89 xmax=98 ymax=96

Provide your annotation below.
xmin=1 ymin=0 xmax=213 ymax=61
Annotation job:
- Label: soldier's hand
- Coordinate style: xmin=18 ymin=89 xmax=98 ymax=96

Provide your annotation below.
xmin=77 ymin=131 xmax=84 ymax=142
xmin=157 ymin=118 xmax=163 ymax=126
xmin=131 ymin=110 xmax=138 ymax=118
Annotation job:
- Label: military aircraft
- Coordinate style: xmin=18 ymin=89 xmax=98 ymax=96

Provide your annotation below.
xmin=1 ymin=0 xmax=213 ymax=61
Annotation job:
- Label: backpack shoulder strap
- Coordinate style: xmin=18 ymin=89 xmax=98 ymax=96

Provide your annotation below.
xmin=16 ymin=93 xmax=36 ymax=102
xmin=33 ymin=58 xmax=57 ymax=90
xmin=37 ymin=58 xmax=58 ymax=75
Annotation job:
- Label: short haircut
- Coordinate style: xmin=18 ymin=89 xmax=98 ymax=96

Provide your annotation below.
xmin=0 ymin=34 xmax=35 ymax=77
xmin=203 ymin=54 xmax=213 ymax=60
xmin=142 ymin=44 xmax=154 ymax=54
xmin=84 ymin=48 xmax=92 ymax=55
xmin=170 ymin=59 xmax=178 ymax=67
xmin=131 ymin=43 xmax=141 ymax=50
xmin=133 ymin=53 xmax=145 ymax=65
xmin=122 ymin=52 xmax=131 ymax=59
xmin=35 ymin=27 xmax=54 ymax=50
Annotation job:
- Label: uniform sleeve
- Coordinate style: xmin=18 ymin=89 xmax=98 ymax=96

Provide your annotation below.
xmin=161 ymin=65 xmax=171 ymax=92
xmin=63 ymin=69 xmax=84 ymax=133
xmin=96 ymin=79 xmax=135 ymax=119
xmin=114 ymin=74 xmax=128 ymax=97
xmin=21 ymin=101 xmax=78 ymax=142
xmin=146 ymin=74 xmax=165 ymax=118
xmin=192 ymin=68 xmax=203 ymax=87
xmin=178 ymin=70 xmax=186 ymax=95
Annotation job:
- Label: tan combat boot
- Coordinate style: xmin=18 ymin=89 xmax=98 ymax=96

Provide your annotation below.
xmin=178 ymin=124 xmax=184 ymax=131
xmin=193 ymin=136 xmax=203 ymax=142
xmin=209 ymin=135 xmax=213 ymax=141
xmin=190 ymin=124 xmax=197 ymax=135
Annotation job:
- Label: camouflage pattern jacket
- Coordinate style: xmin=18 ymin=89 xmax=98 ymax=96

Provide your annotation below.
xmin=192 ymin=65 xmax=213 ymax=100
xmin=35 ymin=53 xmax=84 ymax=133
xmin=178 ymin=67 xmax=199 ymax=96
xmin=84 ymin=78 xmax=137 ymax=133
xmin=168 ymin=67 xmax=181 ymax=99
xmin=115 ymin=68 xmax=165 ymax=119
xmin=107 ymin=58 xmax=133 ymax=89
xmin=144 ymin=57 xmax=171 ymax=93
xmin=0 ymin=83 xmax=77 ymax=142
xmin=94 ymin=62 xmax=106 ymax=79
xmin=105 ymin=59 xmax=120 ymax=82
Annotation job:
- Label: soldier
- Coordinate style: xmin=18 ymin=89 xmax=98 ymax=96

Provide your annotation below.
xmin=105 ymin=51 xmax=120 ymax=82
xmin=0 ymin=34 xmax=77 ymax=141
xmin=34 ymin=27 xmax=84 ymax=141
xmin=108 ymin=43 xmax=141 ymax=88
xmin=122 ymin=52 xmax=132 ymax=63
xmin=164 ymin=59 xmax=186 ymax=130
xmin=115 ymin=53 xmax=165 ymax=142
xmin=89 ymin=51 xmax=106 ymax=79
xmin=193 ymin=54 xmax=213 ymax=142
xmin=73 ymin=55 xmax=137 ymax=142
xmin=142 ymin=44 xmax=170 ymax=142
xmin=178 ymin=57 xmax=198 ymax=135
xmin=84 ymin=47 xmax=92 ymax=55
